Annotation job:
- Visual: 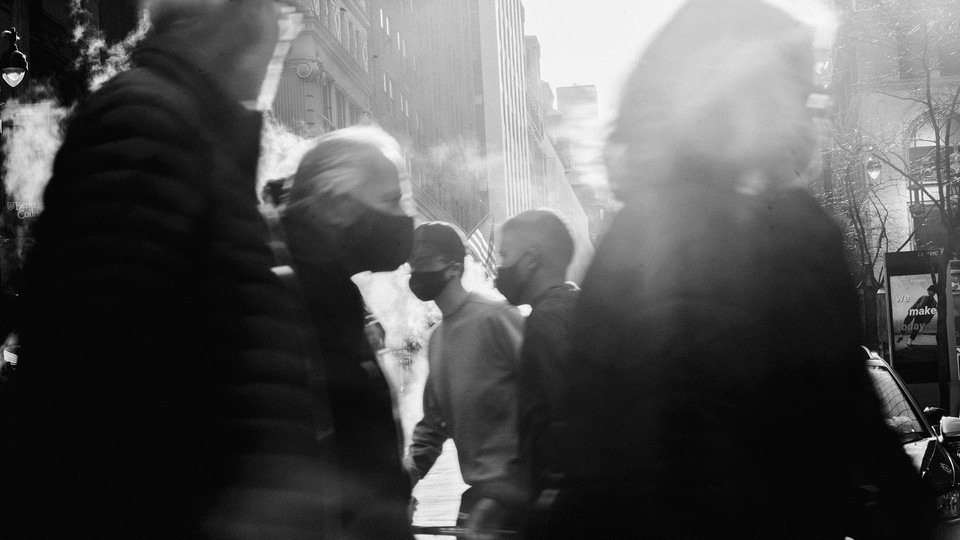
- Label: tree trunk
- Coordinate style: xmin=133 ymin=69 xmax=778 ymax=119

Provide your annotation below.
xmin=861 ymin=277 xmax=881 ymax=351
xmin=938 ymin=251 xmax=952 ymax=411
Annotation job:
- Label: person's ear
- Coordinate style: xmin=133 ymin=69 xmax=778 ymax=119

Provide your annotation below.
xmin=520 ymin=249 xmax=540 ymax=275
xmin=446 ymin=262 xmax=463 ymax=280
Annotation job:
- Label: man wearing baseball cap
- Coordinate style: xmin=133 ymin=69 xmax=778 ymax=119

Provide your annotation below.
xmin=405 ymin=222 xmax=528 ymax=537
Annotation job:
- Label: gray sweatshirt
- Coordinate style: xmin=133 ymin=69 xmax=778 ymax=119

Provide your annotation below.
xmin=408 ymin=292 xmax=527 ymax=506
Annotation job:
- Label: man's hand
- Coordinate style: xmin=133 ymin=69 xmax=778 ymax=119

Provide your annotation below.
xmin=402 ymin=455 xmax=421 ymax=488
xmin=465 ymin=497 xmax=506 ymax=540
xmin=407 ymin=496 xmax=418 ymax=524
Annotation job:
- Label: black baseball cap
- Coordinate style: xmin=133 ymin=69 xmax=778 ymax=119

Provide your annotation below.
xmin=408 ymin=222 xmax=466 ymax=264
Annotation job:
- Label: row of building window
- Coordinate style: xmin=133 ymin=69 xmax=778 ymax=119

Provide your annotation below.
xmin=318 ymin=0 xmax=369 ymax=71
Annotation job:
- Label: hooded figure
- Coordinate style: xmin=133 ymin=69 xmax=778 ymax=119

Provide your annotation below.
xmin=280 ymin=125 xmax=415 ymax=539
xmin=545 ymin=1 xmax=937 ymax=538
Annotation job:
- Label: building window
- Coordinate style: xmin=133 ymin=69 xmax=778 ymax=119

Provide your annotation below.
xmin=336 ymin=91 xmax=347 ymax=128
xmin=941 ymin=42 xmax=960 ymax=77
xmin=385 ymin=15 xmax=390 ymax=36
xmin=388 ymin=79 xmax=394 ymax=99
xmin=318 ymin=0 xmax=327 ymax=24
xmin=380 ymin=8 xmax=384 ymax=28
xmin=383 ymin=73 xmax=388 ymax=93
xmin=397 ymin=31 xmax=401 ymax=50
xmin=333 ymin=7 xmax=342 ymax=41
xmin=898 ymin=29 xmax=924 ymax=79
xmin=361 ymin=38 xmax=369 ymax=71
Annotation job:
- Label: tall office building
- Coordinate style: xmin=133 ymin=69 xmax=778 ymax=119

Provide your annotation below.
xmin=475 ymin=0 xmax=532 ymax=225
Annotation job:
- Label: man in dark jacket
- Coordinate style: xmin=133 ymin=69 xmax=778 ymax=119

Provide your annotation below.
xmin=0 ymin=2 xmax=342 ymax=538
xmin=493 ymin=209 xmax=579 ymax=496
xmin=549 ymin=1 xmax=938 ymax=539
xmin=280 ymin=125 xmax=415 ymax=539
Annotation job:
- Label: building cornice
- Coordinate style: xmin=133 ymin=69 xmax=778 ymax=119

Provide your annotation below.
xmin=301 ymin=25 xmax=373 ymax=95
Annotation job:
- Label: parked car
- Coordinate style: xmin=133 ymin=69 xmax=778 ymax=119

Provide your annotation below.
xmin=863 ymin=349 xmax=960 ymax=537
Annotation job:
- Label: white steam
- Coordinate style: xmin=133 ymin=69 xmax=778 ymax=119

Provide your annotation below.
xmin=71 ymin=1 xmax=150 ymax=93
xmin=3 ymin=5 xmax=150 ymax=205
xmin=2 ymin=101 xmax=70 ymax=207
xmin=353 ymin=256 xmax=504 ymax=351
xmin=257 ymin=114 xmax=318 ymax=191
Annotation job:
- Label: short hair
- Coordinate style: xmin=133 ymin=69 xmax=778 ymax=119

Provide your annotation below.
xmin=501 ymin=209 xmax=574 ymax=272
xmin=285 ymin=125 xmax=403 ymax=227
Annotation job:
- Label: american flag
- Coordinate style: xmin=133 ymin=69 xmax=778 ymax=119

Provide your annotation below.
xmin=465 ymin=212 xmax=496 ymax=276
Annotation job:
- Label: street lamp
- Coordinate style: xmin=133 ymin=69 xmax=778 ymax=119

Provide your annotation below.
xmin=865 ymin=156 xmax=882 ymax=181
xmin=0 ymin=28 xmax=27 ymax=88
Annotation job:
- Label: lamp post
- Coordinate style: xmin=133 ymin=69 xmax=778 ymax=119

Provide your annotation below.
xmin=0 ymin=26 xmax=27 ymax=311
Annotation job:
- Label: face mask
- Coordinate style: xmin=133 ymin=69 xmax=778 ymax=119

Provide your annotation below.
xmin=409 ymin=266 xmax=452 ymax=301
xmin=344 ymin=210 xmax=414 ymax=273
xmin=494 ymin=262 xmax=526 ymax=306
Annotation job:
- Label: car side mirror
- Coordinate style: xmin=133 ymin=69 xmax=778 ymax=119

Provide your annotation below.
xmin=941 ymin=416 xmax=960 ymax=443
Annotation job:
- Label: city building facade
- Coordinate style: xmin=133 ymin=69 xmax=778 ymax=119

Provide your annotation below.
xmin=553 ymin=84 xmax=616 ymax=244
xmin=274 ymin=0 xmax=373 ymax=137
xmin=829 ymin=0 xmax=960 ymax=253
xmin=476 ymin=0 xmax=531 ymax=226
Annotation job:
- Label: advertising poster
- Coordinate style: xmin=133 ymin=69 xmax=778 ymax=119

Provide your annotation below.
xmin=889 ymin=273 xmax=939 ymax=350
xmin=885 ymin=251 xmax=943 ymax=406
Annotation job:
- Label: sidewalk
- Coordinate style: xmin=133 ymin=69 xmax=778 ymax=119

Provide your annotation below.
xmin=412 ymin=439 xmax=467 ymax=526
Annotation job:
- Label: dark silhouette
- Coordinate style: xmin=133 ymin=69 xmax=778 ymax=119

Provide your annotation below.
xmin=280 ymin=125 xmax=415 ymax=539
xmin=493 ymin=209 xmax=579 ymax=494
xmin=0 ymin=2 xmax=343 ymax=538
xmin=544 ymin=1 xmax=938 ymax=538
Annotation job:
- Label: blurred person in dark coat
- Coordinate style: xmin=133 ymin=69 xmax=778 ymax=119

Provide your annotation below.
xmin=280 ymin=125 xmax=415 ymax=539
xmin=0 ymin=2 xmax=344 ymax=538
xmin=493 ymin=209 xmax=579 ymax=499
xmin=543 ymin=0 xmax=937 ymax=538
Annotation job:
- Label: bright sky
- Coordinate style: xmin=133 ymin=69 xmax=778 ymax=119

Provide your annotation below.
xmin=522 ymin=0 xmax=689 ymax=127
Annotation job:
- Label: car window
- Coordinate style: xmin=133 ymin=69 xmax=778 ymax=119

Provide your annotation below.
xmin=867 ymin=365 xmax=929 ymax=442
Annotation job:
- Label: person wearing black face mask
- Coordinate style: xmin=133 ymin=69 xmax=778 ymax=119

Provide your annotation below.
xmin=281 ymin=126 xmax=415 ymax=539
xmin=494 ymin=210 xmax=580 ymax=536
xmin=404 ymin=222 xmax=528 ymax=538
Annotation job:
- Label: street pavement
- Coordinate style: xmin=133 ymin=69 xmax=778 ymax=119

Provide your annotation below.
xmin=412 ymin=439 xmax=467 ymax=527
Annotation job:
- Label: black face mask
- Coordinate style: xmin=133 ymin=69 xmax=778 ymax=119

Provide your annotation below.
xmin=409 ymin=266 xmax=452 ymax=301
xmin=494 ymin=262 xmax=526 ymax=306
xmin=343 ymin=209 xmax=414 ymax=273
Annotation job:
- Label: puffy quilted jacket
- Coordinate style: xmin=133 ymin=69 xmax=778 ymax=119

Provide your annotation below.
xmin=0 ymin=36 xmax=340 ymax=539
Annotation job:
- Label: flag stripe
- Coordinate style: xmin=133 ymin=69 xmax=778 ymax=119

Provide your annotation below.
xmin=467 ymin=229 xmax=495 ymax=274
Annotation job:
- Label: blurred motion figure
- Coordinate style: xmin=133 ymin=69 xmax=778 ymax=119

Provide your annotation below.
xmin=0 ymin=1 xmax=344 ymax=538
xmin=280 ymin=125 xmax=415 ymax=539
xmin=544 ymin=0 xmax=937 ymax=538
